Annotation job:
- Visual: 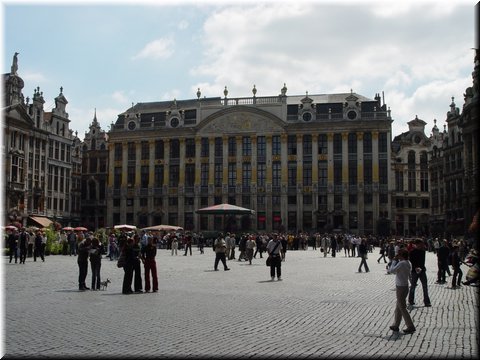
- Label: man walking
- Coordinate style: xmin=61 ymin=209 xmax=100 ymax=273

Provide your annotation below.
xmin=358 ymin=238 xmax=370 ymax=273
xmin=68 ymin=231 xmax=77 ymax=256
xmin=213 ymin=235 xmax=230 ymax=271
xmin=408 ymin=239 xmax=432 ymax=307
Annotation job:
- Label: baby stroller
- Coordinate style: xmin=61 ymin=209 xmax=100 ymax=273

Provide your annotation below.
xmin=462 ymin=250 xmax=479 ymax=286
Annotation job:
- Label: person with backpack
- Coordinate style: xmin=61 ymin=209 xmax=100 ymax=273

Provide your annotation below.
xmin=266 ymin=233 xmax=283 ymax=281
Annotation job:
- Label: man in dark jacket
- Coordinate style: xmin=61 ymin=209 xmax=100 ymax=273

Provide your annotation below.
xmin=77 ymin=237 xmax=92 ymax=290
xmin=436 ymin=240 xmax=450 ymax=284
xmin=8 ymin=230 xmax=18 ymax=263
xmin=408 ymin=239 xmax=432 ymax=306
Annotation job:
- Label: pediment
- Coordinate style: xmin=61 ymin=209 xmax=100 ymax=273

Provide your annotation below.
xmin=198 ymin=108 xmax=285 ymax=135
xmin=4 ymin=104 xmax=34 ymax=128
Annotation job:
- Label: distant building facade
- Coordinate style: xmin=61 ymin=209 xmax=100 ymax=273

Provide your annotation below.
xmin=391 ymin=117 xmax=432 ymax=237
xmin=80 ymin=112 xmax=109 ymax=230
xmin=107 ymin=87 xmax=393 ymax=234
xmin=2 ymin=53 xmax=81 ymax=228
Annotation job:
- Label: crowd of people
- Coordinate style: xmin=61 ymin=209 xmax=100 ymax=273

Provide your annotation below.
xmin=5 ymin=227 xmax=479 ymax=303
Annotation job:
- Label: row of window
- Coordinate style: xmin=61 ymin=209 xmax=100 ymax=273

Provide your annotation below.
xmin=112 ymin=160 xmax=386 ymax=190
xmin=111 ymin=192 xmax=389 ymax=211
xmin=113 ymin=132 xmax=389 ymax=162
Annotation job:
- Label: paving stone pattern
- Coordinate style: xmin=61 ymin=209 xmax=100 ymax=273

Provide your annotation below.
xmin=2 ymin=247 xmax=479 ymax=359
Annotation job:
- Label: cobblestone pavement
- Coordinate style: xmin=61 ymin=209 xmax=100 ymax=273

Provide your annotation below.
xmin=2 ymin=246 xmax=479 ymax=359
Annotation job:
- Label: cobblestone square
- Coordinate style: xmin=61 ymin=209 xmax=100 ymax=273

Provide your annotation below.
xmin=2 ymin=248 xmax=479 ymax=358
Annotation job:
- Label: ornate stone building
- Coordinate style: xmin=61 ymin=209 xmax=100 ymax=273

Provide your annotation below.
xmin=391 ymin=117 xmax=432 ymax=237
xmin=2 ymin=53 xmax=82 ymax=228
xmin=458 ymin=49 xmax=479 ymax=235
xmin=107 ymin=86 xmax=393 ymax=234
xmin=80 ymin=111 xmax=109 ymax=230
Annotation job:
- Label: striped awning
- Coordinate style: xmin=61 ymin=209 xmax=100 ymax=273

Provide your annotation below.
xmin=29 ymin=216 xmax=53 ymax=228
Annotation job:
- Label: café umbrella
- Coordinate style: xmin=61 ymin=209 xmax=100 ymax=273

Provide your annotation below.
xmin=142 ymin=224 xmax=183 ymax=232
xmin=114 ymin=224 xmax=137 ymax=231
xmin=74 ymin=226 xmax=88 ymax=232
xmin=195 ymin=203 xmax=255 ymax=215
xmin=195 ymin=203 xmax=255 ymax=232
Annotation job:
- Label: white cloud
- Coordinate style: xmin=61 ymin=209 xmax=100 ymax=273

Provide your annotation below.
xmin=111 ymin=90 xmax=130 ymax=105
xmin=132 ymin=36 xmax=175 ymax=60
xmin=178 ymin=20 xmax=189 ymax=30
xmin=22 ymin=71 xmax=48 ymax=84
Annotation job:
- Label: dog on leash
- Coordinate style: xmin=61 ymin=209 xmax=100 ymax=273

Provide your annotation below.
xmin=100 ymin=279 xmax=111 ymax=290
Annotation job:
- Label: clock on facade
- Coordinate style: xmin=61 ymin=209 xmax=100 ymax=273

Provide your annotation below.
xmin=302 ymin=112 xmax=312 ymax=122
xmin=347 ymin=110 xmax=357 ymax=120
xmin=127 ymin=121 xmax=136 ymax=130
xmin=170 ymin=117 xmax=179 ymax=128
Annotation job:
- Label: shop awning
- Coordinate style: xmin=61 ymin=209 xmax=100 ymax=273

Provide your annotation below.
xmin=29 ymin=216 xmax=53 ymax=228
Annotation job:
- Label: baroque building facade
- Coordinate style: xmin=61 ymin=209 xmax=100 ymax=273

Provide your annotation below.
xmin=391 ymin=116 xmax=432 ymax=237
xmin=80 ymin=112 xmax=109 ymax=230
xmin=107 ymin=86 xmax=393 ymax=235
xmin=2 ymin=54 xmax=82 ymax=228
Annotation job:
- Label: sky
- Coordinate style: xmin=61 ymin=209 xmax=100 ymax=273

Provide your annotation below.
xmin=1 ymin=0 xmax=477 ymax=141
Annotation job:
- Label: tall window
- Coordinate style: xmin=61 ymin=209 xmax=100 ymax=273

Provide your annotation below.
xmin=141 ymin=141 xmax=149 ymax=160
xmin=257 ymin=163 xmax=266 ymax=187
xmin=242 ymin=163 xmax=251 ymax=186
xmin=127 ymin=166 xmax=135 ymax=186
xmin=185 ymin=164 xmax=195 ymax=187
xmin=287 ymin=135 xmax=297 ymax=155
xmin=200 ymin=163 xmax=208 ymax=187
xmin=363 ymin=132 xmax=372 ymax=153
xmin=114 ymin=143 xmax=122 ymax=161
xmin=420 ymin=151 xmax=428 ymax=192
xmin=170 ymin=139 xmax=180 ymax=159
xmin=408 ymin=151 xmax=416 ymax=191
xmin=348 ymin=133 xmax=357 ymax=154
xmin=215 ymin=137 xmax=223 ymax=157
xmin=318 ymin=134 xmax=327 ymax=154
xmin=334 ymin=159 xmax=342 ymax=185
xmin=141 ymin=165 xmax=149 ymax=188
xmin=114 ymin=167 xmax=122 ymax=189
xmin=379 ymin=159 xmax=388 ymax=185
xmin=272 ymin=161 xmax=281 ymax=187
xmin=303 ymin=135 xmax=312 ymax=156
xmin=287 ymin=161 xmax=297 ymax=186
xmin=155 ymin=140 xmax=164 ymax=159
xmin=318 ymin=162 xmax=327 ymax=186
xmin=364 ymin=159 xmax=372 ymax=184
xmin=154 ymin=165 xmax=164 ymax=188
xmin=303 ymin=162 xmax=312 ymax=186
xmin=200 ymin=138 xmax=209 ymax=157
xmin=378 ymin=132 xmax=388 ymax=153
xmin=257 ymin=136 xmax=266 ymax=157
xmin=228 ymin=137 xmax=236 ymax=157
xmin=169 ymin=165 xmax=179 ymax=187
xmin=214 ymin=163 xmax=222 ymax=186
xmin=333 ymin=133 xmax=342 ymax=154
xmin=185 ymin=138 xmax=195 ymax=158
xmin=128 ymin=142 xmax=136 ymax=161
xmin=242 ymin=136 xmax=252 ymax=156
xmin=349 ymin=160 xmax=357 ymax=185
xmin=228 ymin=163 xmax=236 ymax=187
xmin=272 ymin=135 xmax=281 ymax=156
xmin=395 ymin=170 xmax=404 ymax=191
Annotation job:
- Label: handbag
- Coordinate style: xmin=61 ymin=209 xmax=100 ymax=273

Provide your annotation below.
xmin=117 ymin=250 xmax=126 ymax=268
xmin=266 ymin=241 xmax=281 ymax=266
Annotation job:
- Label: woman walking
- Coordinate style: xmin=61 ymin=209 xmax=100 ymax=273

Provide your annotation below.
xmin=387 ymin=248 xmax=416 ymax=334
